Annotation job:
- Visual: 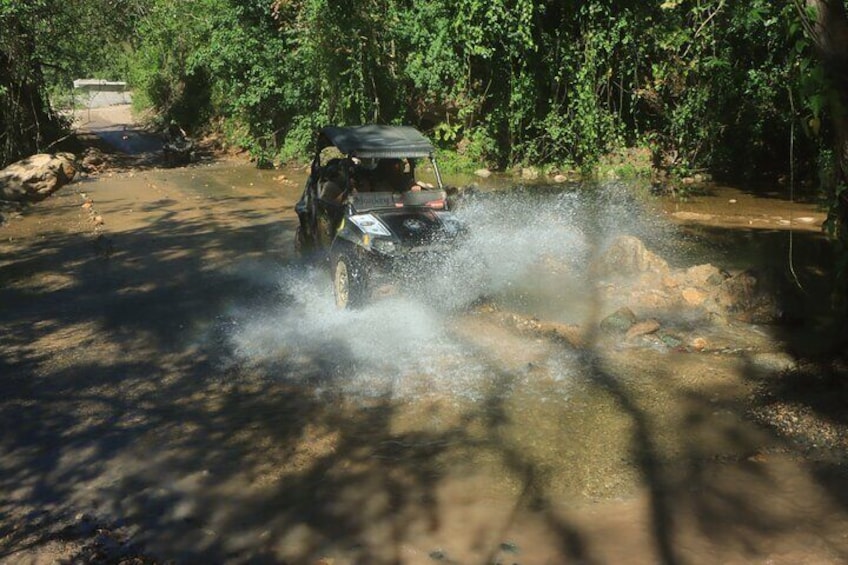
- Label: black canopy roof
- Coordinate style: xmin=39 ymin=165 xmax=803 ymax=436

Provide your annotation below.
xmin=317 ymin=125 xmax=434 ymax=159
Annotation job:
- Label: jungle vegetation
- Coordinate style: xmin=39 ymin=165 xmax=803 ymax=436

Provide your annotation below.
xmin=1 ymin=1 xmax=847 ymax=259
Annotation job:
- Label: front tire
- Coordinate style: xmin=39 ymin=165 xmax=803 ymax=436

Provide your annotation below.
xmin=333 ymin=250 xmax=367 ymax=309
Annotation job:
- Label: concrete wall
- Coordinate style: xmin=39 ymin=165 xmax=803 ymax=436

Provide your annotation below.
xmin=73 ymin=80 xmax=132 ymax=108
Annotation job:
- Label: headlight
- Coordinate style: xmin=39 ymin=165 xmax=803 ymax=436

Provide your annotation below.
xmin=349 ymin=213 xmax=392 ymax=236
xmin=371 ymin=238 xmax=398 ymax=256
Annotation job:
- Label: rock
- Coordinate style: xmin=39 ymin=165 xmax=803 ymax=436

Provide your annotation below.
xmin=686 ymin=264 xmax=724 ymax=286
xmin=659 ymin=333 xmax=684 ymax=348
xmin=600 ymin=307 xmax=637 ymax=334
xmin=474 ymin=168 xmax=492 ymax=178
xmin=81 ymin=148 xmax=105 ymax=172
xmin=711 ymin=269 xmax=782 ymax=324
xmin=495 ymin=308 xmax=584 ymax=348
xmin=429 ymin=549 xmax=448 ymax=561
xmin=628 ymin=289 xmax=677 ymax=311
xmin=661 ymin=264 xmax=726 ymax=297
xmin=499 ymin=541 xmax=520 ymax=553
xmin=690 ymin=336 xmax=708 ymax=351
xmin=681 ymin=287 xmax=708 ymax=306
xmin=553 ymin=174 xmax=567 ymax=183
xmin=520 ymin=167 xmax=539 ymax=181
xmin=596 ymin=235 xmax=669 ymax=277
xmin=0 ymin=153 xmax=77 ymax=202
xmin=706 ymin=269 xmax=729 ymax=286
xmin=662 ymin=275 xmax=680 ymax=289
xmin=747 ymin=352 xmax=797 ymax=374
xmin=626 ymin=319 xmax=661 ymax=340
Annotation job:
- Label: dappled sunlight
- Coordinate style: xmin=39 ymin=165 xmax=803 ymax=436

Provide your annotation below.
xmin=2 ymin=164 xmax=848 ymax=563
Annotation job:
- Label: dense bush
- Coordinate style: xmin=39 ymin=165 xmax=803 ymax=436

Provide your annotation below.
xmin=0 ymin=0 xmax=835 ymax=184
xmin=115 ymin=0 xmax=821 ymax=181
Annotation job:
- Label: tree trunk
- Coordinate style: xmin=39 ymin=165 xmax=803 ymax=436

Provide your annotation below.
xmin=802 ymin=0 xmax=848 ymax=342
xmin=0 ymin=11 xmax=60 ymax=168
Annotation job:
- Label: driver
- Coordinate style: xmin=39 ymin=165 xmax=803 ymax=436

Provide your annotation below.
xmin=165 ymin=120 xmax=187 ymax=142
xmin=373 ymin=158 xmax=414 ymax=192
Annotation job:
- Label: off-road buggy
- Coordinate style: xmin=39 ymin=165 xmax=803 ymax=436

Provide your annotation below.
xmin=162 ymin=123 xmax=196 ymax=167
xmin=295 ymin=125 xmax=465 ymax=308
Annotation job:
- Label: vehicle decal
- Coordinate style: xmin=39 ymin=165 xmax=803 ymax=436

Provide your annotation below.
xmin=349 ymin=214 xmax=392 ymax=236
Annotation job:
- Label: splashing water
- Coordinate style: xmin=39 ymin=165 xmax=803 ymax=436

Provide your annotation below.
xmin=225 ymin=182 xmax=669 ymax=399
xmin=226 ymin=266 xmax=491 ymax=399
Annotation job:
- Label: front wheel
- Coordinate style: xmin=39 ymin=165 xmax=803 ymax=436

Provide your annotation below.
xmin=333 ymin=250 xmax=367 ymax=309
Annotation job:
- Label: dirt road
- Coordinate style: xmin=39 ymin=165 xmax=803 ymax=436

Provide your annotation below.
xmin=2 ymin=107 xmax=848 ymax=564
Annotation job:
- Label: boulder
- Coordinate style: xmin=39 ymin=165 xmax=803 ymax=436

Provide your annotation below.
xmin=474 ymin=168 xmax=492 ymax=178
xmin=81 ymin=148 xmax=106 ymax=173
xmin=0 ymin=153 xmax=77 ymax=202
xmin=710 ymin=269 xmax=783 ymax=324
xmin=626 ymin=319 xmax=661 ymax=340
xmin=681 ymin=287 xmax=708 ymax=306
xmin=596 ymin=235 xmax=669 ymax=277
xmin=684 ymin=264 xmax=726 ymax=287
xmin=520 ymin=167 xmax=540 ymax=181
xmin=600 ymin=306 xmax=637 ymax=334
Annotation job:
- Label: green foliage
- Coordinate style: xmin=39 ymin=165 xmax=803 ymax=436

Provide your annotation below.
xmin=1 ymin=0 xmax=146 ymax=165
xmin=1 ymin=1 xmax=62 ymax=165
xmin=0 ymin=0 xmax=843 ymax=186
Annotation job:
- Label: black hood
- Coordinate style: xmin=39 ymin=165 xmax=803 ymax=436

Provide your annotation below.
xmin=376 ymin=209 xmax=449 ymax=247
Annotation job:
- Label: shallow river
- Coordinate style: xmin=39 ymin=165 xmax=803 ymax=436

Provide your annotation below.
xmin=2 ymin=158 xmax=844 ymax=564
xmin=147 ymin=162 xmax=841 ymax=561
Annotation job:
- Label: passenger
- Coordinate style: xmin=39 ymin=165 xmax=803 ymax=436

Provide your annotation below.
xmin=318 ymin=159 xmax=345 ymax=203
xmin=350 ymin=163 xmax=372 ymax=193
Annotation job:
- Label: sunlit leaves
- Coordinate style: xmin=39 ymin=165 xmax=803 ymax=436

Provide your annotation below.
xmin=4 ymin=0 xmax=836 ymax=181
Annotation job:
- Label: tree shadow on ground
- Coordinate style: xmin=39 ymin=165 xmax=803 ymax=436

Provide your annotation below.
xmin=2 ymin=186 xmax=848 ymax=563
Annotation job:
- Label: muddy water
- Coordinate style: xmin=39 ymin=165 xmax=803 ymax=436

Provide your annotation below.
xmin=219 ymin=175 xmax=749 ymax=445
xmin=4 ymin=159 xmax=847 ymax=564
xmin=172 ymin=166 xmax=844 ymax=561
